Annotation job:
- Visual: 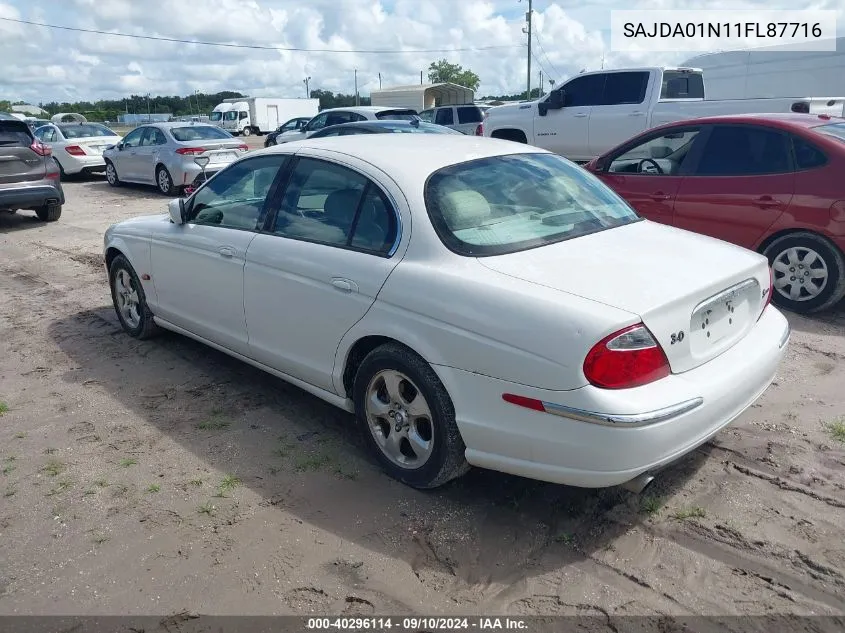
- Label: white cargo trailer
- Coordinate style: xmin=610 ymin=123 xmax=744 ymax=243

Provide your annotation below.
xmin=219 ymin=98 xmax=320 ymax=136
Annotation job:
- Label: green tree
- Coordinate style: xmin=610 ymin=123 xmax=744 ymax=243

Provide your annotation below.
xmin=427 ymin=59 xmax=481 ymax=91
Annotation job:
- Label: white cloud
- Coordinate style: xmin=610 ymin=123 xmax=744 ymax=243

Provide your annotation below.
xmin=0 ymin=0 xmax=841 ymax=106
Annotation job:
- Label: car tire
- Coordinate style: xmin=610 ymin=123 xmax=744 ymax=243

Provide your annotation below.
xmin=241 ymin=127 xmax=252 ymax=137
xmin=155 ymin=165 xmax=177 ymax=196
xmin=763 ymin=231 xmax=845 ymax=314
xmin=35 ymin=202 xmax=62 ymax=222
xmin=105 ymin=160 xmax=121 ymax=187
xmin=108 ymin=254 xmax=159 ymax=339
xmin=353 ymin=342 xmax=470 ymax=489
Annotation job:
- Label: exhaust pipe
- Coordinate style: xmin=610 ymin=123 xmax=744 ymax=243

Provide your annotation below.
xmin=621 ymin=473 xmax=655 ymax=494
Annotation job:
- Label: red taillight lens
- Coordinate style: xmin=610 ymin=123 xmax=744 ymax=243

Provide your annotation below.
xmin=30 ymin=140 xmax=51 ymax=156
xmin=583 ymin=324 xmax=670 ymax=389
xmin=237 ymin=143 xmax=249 ymax=151
xmin=474 ymin=123 xmax=483 ymax=136
xmin=175 ymin=147 xmax=206 ymax=155
xmin=65 ymin=145 xmax=85 ymax=156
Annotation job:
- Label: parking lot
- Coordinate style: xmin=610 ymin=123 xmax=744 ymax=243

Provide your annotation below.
xmin=1 ymin=151 xmax=844 ymax=619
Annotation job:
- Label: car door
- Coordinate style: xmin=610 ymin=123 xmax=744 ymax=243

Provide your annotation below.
xmin=434 ymin=107 xmax=455 ymax=130
xmin=592 ymin=125 xmax=705 ymax=226
xmin=133 ymin=127 xmax=162 ymax=184
xmin=244 ymin=154 xmax=403 ymax=392
xmin=534 ymin=73 xmax=604 ymax=160
xmin=588 ymin=71 xmax=651 ymax=157
xmin=455 ymin=106 xmax=483 ymax=134
xmin=113 ymin=127 xmax=145 ymax=181
xmin=149 ymin=154 xmax=290 ymax=356
xmin=673 ymin=124 xmax=795 ymax=248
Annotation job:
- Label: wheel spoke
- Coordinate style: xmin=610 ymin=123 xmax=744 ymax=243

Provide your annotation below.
xmin=366 ymin=391 xmax=391 ymax=418
xmin=800 ymin=250 xmax=818 ymax=267
xmin=773 ymin=276 xmax=791 ymax=290
xmin=385 ymin=427 xmax=405 ymax=459
xmin=789 ymin=283 xmax=802 ymax=300
xmin=809 ymin=268 xmax=828 ymax=280
xmin=381 ymin=372 xmax=404 ymax=402
xmin=407 ymin=427 xmax=432 ymax=462
xmin=785 ymin=248 xmax=801 ymax=266
xmin=772 ymin=260 xmax=790 ymax=274
xmin=405 ymin=392 xmax=431 ymax=418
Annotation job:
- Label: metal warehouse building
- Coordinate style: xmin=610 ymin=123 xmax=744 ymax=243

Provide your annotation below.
xmin=369 ymin=83 xmax=475 ymax=113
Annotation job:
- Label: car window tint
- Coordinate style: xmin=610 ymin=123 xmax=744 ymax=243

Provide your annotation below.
xmin=0 ymin=122 xmax=33 ymax=145
xmin=435 ymin=108 xmax=454 ymax=125
xmin=38 ymin=127 xmax=56 ymax=143
xmin=375 ymin=110 xmax=418 ymax=120
xmin=608 ymin=128 xmax=701 ymax=175
xmin=326 ymin=112 xmax=355 ymax=126
xmin=140 ymin=128 xmax=158 ymax=146
xmin=457 ymin=106 xmax=483 ymax=123
xmin=599 ymin=71 xmax=649 ymax=105
xmin=350 ymin=185 xmax=398 ymax=254
xmin=59 ymin=124 xmax=117 ymax=138
xmin=122 ymin=128 xmax=144 ymax=148
xmin=187 ymin=155 xmax=286 ymax=230
xmin=273 ymin=158 xmax=367 ymax=246
xmin=170 ymin=126 xmax=232 ymax=141
xmin=792 ymin=136 xmax=827 ymax=169
xmin=694 ymin=126 xmax=791 ymax=176
xmin=561 ymin=74 xmax=605 ymax=107
xmin=306 ymin=113 xmax=328 ymax=131
xmin=661 ymin=72 xmax=704 ymax=99
xmin=419 ymin=110 xmax=434 ymax=122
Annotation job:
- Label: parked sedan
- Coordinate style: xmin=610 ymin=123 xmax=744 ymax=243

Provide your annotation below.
xmin=103 ymin=123 xmax=248 ymax=195
xmin=307 ymin=119 xmax=462 ymax=138
xmin=585 ymin=113 xmax=845 ymax=314
xmin=263 ymin=117 xmax=312 ymax=147
xmin=103 ymin=135 xmax=789 ymax=491
xmin=33 ymin=122 xmax=122 ymax=177
xmin=274 ymin=106 xmax=419 ymax=145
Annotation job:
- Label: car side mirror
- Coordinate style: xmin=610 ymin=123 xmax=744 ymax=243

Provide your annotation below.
xmin=116 ymin=142 xmax=124 ymax=151
xmin=168 ymin=198 xmax=185 ymax=225
xmin=549 ymin=90 xmax=565 ymax=109
xmin=593 ymin=156 xmax=608 ymax=171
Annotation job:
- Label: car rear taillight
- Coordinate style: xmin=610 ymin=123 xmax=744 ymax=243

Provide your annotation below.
xmin=474 ymin=123 xmax=483 ymax=136
xmin=237 ymin=144 xmax=249 ymax=151
xmin=175 ymin=147 xmax=207 ymax=155
xmin=65 ymin=145 xmax=85 ymax=156
xmin=583 ymin=324 xmax=670 ymax=389
xmin=30 ymin=139 xmax=51 ymax=156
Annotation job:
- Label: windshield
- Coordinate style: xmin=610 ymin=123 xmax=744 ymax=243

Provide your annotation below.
xmin=210 ymin=111 xmax=223 ymax=121
xmin=424 ymin=153 xmax=640 ymax=256
xmin=59 ymin=123 xmax=118 ymax=139
xmin=223 ymin=111 xmax=239 ymax=121
xmin=814 ymin=122 xmax=845 ymax=142
xmin=375 ymin=110 xmax=418 ymax=121
xmin=383 ymin=122 xmax=461 ymax=134
xmin=170 ymin=125 xmax=234 ymax=142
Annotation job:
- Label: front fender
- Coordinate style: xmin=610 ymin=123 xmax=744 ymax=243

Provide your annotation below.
xmin=104 ymin=231 xmax=156 ymax=307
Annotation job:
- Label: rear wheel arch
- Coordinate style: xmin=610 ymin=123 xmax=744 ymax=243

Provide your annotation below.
xmin=491 ymin=128 xmax=528 ymax=144
xmin=342 ymin=335 xmax=407 ymax=398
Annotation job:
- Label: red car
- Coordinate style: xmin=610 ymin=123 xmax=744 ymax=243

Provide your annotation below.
xmin=585 ymin=113 xmax=845 ymax=314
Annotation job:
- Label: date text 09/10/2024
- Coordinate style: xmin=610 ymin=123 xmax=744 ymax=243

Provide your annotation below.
xmin=306 ymin=617 xmax=528 ymax=630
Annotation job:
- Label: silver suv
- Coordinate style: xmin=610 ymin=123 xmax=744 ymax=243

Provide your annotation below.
xmin=418 ymin=105 xmax=489 ymax=135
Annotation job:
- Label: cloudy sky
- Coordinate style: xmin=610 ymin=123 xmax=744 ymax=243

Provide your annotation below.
xmin=0 ymin=0 xmax=842 ymax=105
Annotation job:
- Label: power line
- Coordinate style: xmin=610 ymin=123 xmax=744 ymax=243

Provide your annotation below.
xmin=533 ymin=30 xmax=562 ymax=80
xmin=0 ymin=17 xmax=522 ymax=54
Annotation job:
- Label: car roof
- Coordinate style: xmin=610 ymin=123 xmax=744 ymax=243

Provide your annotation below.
xmin=144 ymin=121 xmax=224 ymax=129
xmin=258 ymin=135 xmax=547 ymax=189
xmin=318 ymin=106 xmax=416 ymax=114
xmin=320 ymin=120 xmax=431 ymax=129
xmin=657 ymin=112 xmax=844 ymax=131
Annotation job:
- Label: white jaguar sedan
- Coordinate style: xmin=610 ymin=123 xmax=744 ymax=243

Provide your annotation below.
xmin=103 ymin=135 xmax=790 ymax=492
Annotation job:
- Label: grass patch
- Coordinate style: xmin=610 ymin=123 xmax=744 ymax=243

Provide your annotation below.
xmin=119 ymin=457 xmax=138 ymax=468
xmin=554 ymin=532 xmax=575 ymax=546
xmin=197 ymin=501 xmax=216 ymax=516
xmin=196 ymin=408 xmax=230 ymax=431
xmin=824 ymin=418 xmax=845 ymax=443
xmin=189 ymin=478 xmax=203 ymax=487
xmin=14 ymin=432 xmax=25 ymax=439
xmin=47 ymin=480 xmax=73 ymax=496
xmin=91 ymin=534 xmax=109 ymax=545
xmin=783 ymin=411 xmax=798 ymax=422
xmin=2 ymin=463 xmax=15 ymax=476
xmin=42 ymin=459 xmax=64 ymax=477
xmin=83 ymin=489 xmax=96 ymax=496
xmin=294 ymin=452 xmax=333 ymax=473
xmin=332 ymin=465 xmax=358 ymax=480
xmin=4 ymin=486 xmax=16 ymax=498
xmin=94 ymin=478 xmax=109 ymax=488
xmin=214 ymin=474 xmax=241 ymax=497
xmin=0 ymin=402 xmax=8 ymax=415
xmin=146 ymin=483 xmax=161 ymax=493
xmin=640 ymin=495 xmax=663 ymax=515
xmin=672 ymin=506 xmax=706 ymax=520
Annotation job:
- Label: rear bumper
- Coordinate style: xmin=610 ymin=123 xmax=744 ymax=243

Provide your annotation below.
xmin=60 ymin=153 xmax=106 ymax=175
xmin=434 ymin=306 xmax=790 ymax=488
xmin=0 ymin=181 xmax=65 ymax=210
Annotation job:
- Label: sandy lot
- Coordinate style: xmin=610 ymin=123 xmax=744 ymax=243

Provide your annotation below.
xmin=1 ymin=158 xmax=844 ymax=621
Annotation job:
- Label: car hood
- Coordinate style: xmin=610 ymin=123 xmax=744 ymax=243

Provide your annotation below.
xmin=107 ymin=213 xmax=170 ymax=236
xmin=478 ymin=220 xmax=772 ymax=373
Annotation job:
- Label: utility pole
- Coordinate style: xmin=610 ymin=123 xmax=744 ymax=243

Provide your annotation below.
xmin=420 ymin=70 xmax=423 ymax=85
xmin=146 ymin=93 xmax=151 ymax=122
xmin=354 ymin=69 xmax=359 ymax=106
xmin=378 ymin=73 xmax=382 ymax=90
xmin=538 ymin=70 xmax=543 ymax=97
xmin=304 ymin=76 xmax=311 ymax=98
xmin=522 ymin=0 xmax=533 ymax=101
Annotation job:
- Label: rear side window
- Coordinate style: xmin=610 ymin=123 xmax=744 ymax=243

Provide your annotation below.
xmin=599 ymin=72 xmax=649 ymax=105
xmin=170 ymin=126 xmax=233 ymax=142
xmin=792 ymin=136 xmax=827 ymax=169
xmin=661 ymin=72 xmax=705 ymax=99
xmin=0 ymin=122 xmax=33 ymax=146
xmin=457 ymin=106 xmax=483 ymax=123
xmin=693 ymin=125 xmax=791 ymax=176
xmin=375 ymin=109 xmax=418 ymax=121
xmin=435 ymin=108 xmax=454 ymax=125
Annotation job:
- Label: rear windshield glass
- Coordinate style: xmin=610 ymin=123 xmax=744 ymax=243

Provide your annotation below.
xmin=375 ymin=110 xmax=418 ymax=121
xmin=380 ymin=122 xmax=461 ymax=134
xmin=424 ymin=153 xmax=640 ymax=256
xmin=661 ymin=71 xmax=705 ymax=99
xmin=59 ymin=124 xmax=118 ymax=139
xmin=814 ymin=122 xmax=845 ymax=142
xmin=170 ymin=126 xmax=233 ymax=142
xmin=0 ymin=122 xmax=32 ymax=145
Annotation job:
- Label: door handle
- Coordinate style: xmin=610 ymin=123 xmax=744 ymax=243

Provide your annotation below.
xmin=649 ymin=192 xmax=672 ymax=201
xmin=628 ymin=112 xmax=645 ymax=117
xmin=331 ymin=278 xmax=358 ymax=293
xmin=753 ymin=196 xmax=783 ymax=208
xmin=218 ymin=246 xmax=236 ymax=258
xmin=573 ymin=113 xmax=588 ymax=118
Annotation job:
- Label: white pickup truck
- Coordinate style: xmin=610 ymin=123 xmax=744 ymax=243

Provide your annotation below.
xmin=482 ymin=67 xmax=845 ymax=162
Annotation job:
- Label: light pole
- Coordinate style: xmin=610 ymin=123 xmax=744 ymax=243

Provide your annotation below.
xmin=520 ymin=0 xmax=533 ymax=101
xmin=146 ymin=93 xmax=151 ymax=122
xmin=304 ymin=76 xmax=311 ymax=98
xmin=354 ymin=69 xmax=359 ymax=106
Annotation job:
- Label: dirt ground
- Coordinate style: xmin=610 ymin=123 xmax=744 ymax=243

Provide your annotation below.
xmin=1 ymin=148 xmax=844 ymax=621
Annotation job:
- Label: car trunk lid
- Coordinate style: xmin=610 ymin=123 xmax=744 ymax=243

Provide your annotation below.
xmin=0 ymin=121 xmax=45 ymax=184
xmin=477 ymin=220 xmax=771 ymax=374
xmin=69 ymin=136 xmax=123 ymax=156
